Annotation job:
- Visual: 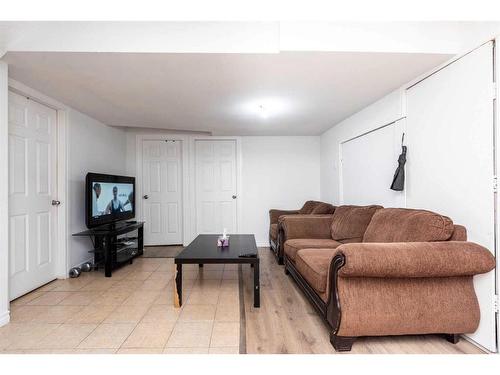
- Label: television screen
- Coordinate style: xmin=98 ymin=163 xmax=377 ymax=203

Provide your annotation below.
xmin=85 ymin=173 xmax=135 ymax=228
xmin=91 ymin=182 xmax=134 ymax=218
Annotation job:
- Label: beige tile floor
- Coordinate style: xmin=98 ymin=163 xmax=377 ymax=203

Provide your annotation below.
xmin=0 ymin=257 xmax=241 ymax=354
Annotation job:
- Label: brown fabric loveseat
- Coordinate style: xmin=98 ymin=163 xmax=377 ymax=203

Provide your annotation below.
xmin=282 ymin=207 xmax=495 ymax=352
xmin=281 ymin=205 xmax=381 ymax=264
xmin=268 ymin=200 xmax=335 ymax=264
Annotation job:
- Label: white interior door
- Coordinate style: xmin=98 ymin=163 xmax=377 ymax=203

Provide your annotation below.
xmin=341 ymin=120 xmax=405 ymax=207
xmin=142 ymin=139 xmax=183 ymax=245
xmin=406 ymin=42 xmax=497 ymax=352
xmin=8 ymin=91 xmax=58 ymax=300
xmin=195 ymin=139 xmax=237 ymax=234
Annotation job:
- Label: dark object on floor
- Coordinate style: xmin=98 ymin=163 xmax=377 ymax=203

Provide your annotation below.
xmin=390 ymin=134 xmax=407 ymax=191
xmin=69 ymin=267 xmax=81 ymax=278
xmin=142 ymin=245 xmax=184 ymax=258
xmin=80 ymin=262 xmax=93 ymax=272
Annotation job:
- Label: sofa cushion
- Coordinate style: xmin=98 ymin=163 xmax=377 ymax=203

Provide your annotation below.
xmin=363 ymin=208 xmax=454 ymax=243
xmin=330 ymin=205 xmax=382 ymax=243
xmin=269 ymin=223 xmax=278 ymax=240
xmin=311 ymin=202 xmax=336 ymax=214
xmin=295 ymin=249 xmax=336 ymax=294
xmin=284 ymin=239 xmax=342 ymax=262
xmin=450 ymin=225 xmax=467 ymax=241
xmin=299 ymin=200 xmax=321 ymax=214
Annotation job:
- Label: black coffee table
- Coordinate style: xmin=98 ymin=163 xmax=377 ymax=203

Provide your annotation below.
xmin=174 ymin=234 xmax=260 ymax=308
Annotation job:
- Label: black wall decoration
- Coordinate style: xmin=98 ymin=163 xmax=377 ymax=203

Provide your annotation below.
xmin=390 ymin=133 xmax=407 ymax=191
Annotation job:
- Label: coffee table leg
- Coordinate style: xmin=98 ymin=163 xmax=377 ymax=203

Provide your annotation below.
xmin=174 ymin=263 xmax=182 ymax=307
xmin=253 ymin=260 xmax=260 ymax=308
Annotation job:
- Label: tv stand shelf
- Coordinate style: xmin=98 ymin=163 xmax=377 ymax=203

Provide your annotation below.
xmin=73 ymin=221 xmax=144 ymax=277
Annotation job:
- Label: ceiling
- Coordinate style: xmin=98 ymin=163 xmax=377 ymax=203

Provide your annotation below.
xmin=4 ymin=51 xmax=451 ymax=135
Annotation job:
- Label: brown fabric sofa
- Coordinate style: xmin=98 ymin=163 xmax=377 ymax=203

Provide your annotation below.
xmin=268 ymin=200 xmax=335 ymax=264
xmin=282 ymin=207 xmax=495 ymax=352
xmin=282 ymin=205 xmax=381 ymax=264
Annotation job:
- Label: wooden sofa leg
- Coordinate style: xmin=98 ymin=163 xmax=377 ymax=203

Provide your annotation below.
xmin=330 ymin=333 xmax=355 ymax=352
xmin=443 ymin=334 xmax=460 ymax=344
xmin=284 ymin=265 xmax=290 ymax=275
xmin=278 ymin=256 xmax=284 ymax=265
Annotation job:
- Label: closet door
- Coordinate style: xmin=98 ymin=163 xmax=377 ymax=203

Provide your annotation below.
xmin=406 ymin=42 xmax=496 ymax=352
xmin=141 ymin=139 xmax=183 ymax=246
xmin=195 ymin=140 xmax=238 ymax=235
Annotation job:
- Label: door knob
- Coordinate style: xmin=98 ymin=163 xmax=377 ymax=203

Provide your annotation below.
xmin=232 ymin=195 xmax=237 ymax=199
xmin=143 ymin=195 xmax=149 ymax=199
xmin=51 ymin=200 xmax=61 ymax=206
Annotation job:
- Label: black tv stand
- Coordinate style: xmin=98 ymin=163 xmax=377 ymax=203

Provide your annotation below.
xmin=94 ymin=220 xmax=135 ymax=231
xmin=73 ymin=221 xmax=144 ymax=277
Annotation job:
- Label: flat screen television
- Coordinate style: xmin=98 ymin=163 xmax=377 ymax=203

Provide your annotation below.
xmin=85 ymin=172 xmax=135 ymax=228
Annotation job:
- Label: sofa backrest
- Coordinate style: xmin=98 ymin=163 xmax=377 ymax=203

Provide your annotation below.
xmin=330 ymin=205 xmax=383 ymax=243
xmin=311 ymin=202 xmax=336 ymax=214
xmin=363 ymin=208 xmax=454 ymax=243
xmin=299 ymin=200 xmax=322 ymax=214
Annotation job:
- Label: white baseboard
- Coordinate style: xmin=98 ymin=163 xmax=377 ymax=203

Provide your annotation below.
xmin=0 ymin=310 xmax=10 ymax=327
xmin=462 ymin=334 xmax=495 ymax=353
xmin=256 ymin=241 xmax=270 ymax=248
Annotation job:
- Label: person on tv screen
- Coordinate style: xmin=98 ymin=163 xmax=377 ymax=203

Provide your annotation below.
xmin=92 ymin=183 xmax=103 ymax=217
xmin=123 ymin=191 xmax=134 ymax=211
xmin=105 ymin=186 xmax=126 ymax=214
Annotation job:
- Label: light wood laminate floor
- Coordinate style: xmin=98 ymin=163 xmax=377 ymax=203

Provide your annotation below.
xmin=241 ymin=247 xmax=486 ymax=354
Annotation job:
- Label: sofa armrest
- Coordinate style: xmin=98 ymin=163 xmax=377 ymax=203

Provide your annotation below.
xmin=336 ymin=241 xmax=495 ymax=278
xmin=269 ymin=209 xmax=300 ymax=224
xmin=281 ymin=215 xmax=333 ymax=240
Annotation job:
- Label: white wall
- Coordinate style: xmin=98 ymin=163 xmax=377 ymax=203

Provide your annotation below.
xmin=320 ymin=89 xmax=403 ymax=203
xmin=68 ymin=110 xmax=127 ymax=268
xmin=0 ymin=22 xmax=280 ymax=54
xmin=280 ymin=22 xmax=500 ymax=54
xmin=340 ymin=121 xmax=405 ymax=208
xmin=0 ymin=62 xmax=9 ymax=326
xmin=241 ymin=136 xmax=321 ymax=245
xmin=2 ymin=22 xmax=499 ymax=55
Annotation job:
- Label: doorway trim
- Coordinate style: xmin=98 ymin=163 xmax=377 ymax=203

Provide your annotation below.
xmin=136 ymin=134 xmax=190 ymax=246
xmin=190 ymin=136 xmax=242 ymax=240
xmin=7 ymin=79 xmax=69 ymax=285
